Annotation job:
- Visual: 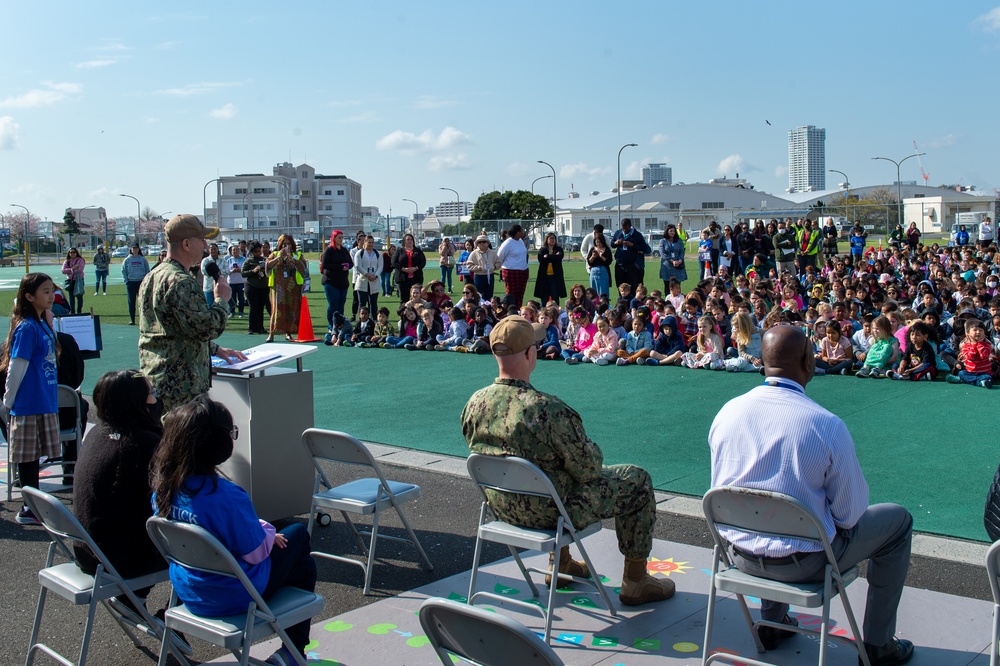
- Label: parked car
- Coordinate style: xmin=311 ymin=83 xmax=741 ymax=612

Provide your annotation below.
xmin=558 ymin=235 xmax=583 ymax=252
xmin=111 ymin=247 xmax=129 ymax=258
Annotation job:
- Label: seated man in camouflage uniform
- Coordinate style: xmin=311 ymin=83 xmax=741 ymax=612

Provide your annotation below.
xmin=461 ymin=315 xmax=674 ymax=606
xmin=138 ymin=215 xmax=245 ymax=414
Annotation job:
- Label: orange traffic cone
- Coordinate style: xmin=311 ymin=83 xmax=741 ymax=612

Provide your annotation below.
xmin=294 ymin=296 xmax=319 ymax=343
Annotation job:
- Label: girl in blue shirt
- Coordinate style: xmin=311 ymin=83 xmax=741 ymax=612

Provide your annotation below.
xmin=151 ymin=395 xmax=317 ymax=664
xmin=1 ymin=273 xmax=60 ymax=525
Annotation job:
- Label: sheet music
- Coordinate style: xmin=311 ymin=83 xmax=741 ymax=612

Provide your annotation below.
xmin=54 ymin=315 xmax=98 ymax=351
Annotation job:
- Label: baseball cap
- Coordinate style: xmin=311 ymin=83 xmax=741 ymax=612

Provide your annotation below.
xmin=489 ymin=315 xmax=546 ymax=356
xmin=164 ymin=214 xmax=219 ymax=243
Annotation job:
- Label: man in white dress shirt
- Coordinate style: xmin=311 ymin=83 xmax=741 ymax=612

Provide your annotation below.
xmin=708 ymin=325 xmax=914 ymax=665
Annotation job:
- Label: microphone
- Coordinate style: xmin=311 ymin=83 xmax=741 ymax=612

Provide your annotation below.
xmin=205 ymin=260 xmax=222 ymax=281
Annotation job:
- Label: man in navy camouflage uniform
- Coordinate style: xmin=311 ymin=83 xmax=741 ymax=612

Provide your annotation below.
xmin=461 ymin=315 xmax=674 ymax=606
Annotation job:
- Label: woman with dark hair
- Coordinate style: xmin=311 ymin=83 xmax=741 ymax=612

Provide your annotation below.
xmin=265 ymin=234 xmax=306 ymax=342
xmin=121 ymin=243 xmax=149 ymax=326
xmin=533 ymin=232 xmax=566 ymax=306
xmin=587 ymin=231 xmax=613 ymax=298
xmin=73 ymin=370 xmax=164 ymax=603
xmin=61 ymin=247 xmax=86 ymax=314
xmin=658 ymin=224 xmax=687 ymax=294
xmin=241 ymin=240 xmax=271 ymax=335
xmin=392 ymin=234 xmax=426 ymax=303
xmin=498 ymin=224 xmax=530 ymax=308
xmin=151 ymin=395 xmax=317 ymax=665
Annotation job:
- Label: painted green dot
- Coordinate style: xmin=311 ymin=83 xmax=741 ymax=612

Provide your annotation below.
xmin=323 ymin=620 xmax=352 ymax=633
xmin=406 ymin=635 xmax=431 ymax=648
xmin=304 ymin=639 xmax=319 ymax=650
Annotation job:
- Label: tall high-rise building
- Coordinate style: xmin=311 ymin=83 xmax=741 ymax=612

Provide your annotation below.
xmin=787 ymin=125 xmax=826 ymax=192
xmin=642 ymin=163 xmax=673 ymax=188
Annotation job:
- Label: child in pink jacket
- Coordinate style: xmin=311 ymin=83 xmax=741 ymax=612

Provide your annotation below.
xmin=583 ymin=317 xmax=619 ymax=366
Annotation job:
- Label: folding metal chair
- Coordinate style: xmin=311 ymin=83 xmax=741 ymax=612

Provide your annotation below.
xmin=701 ymin=486 xmax=870 ymax=666
xmin=146 ymin=516 xmax=325 ymax=666
xmin=465 ymin=453 xmax=616 ymax=644
xmin=302 ymin=428 xmax=433 ymax=595
xmin=5 ymin=384 xmax=81 ymax=501
xmin=21 ymin=487 xmax=191 ymax=666
xmin=986 ymin=539 xmax=1000 ymax=666
xmin=419 ymin=597 xmax=564 ymax=666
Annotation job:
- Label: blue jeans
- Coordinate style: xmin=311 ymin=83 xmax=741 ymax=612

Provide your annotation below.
xmin=561 ymin=349 xmax=584 ymax=361
xmin=473 ymin=274 xmax=493 ymax=300
xmin=440 ymin=265 xmax=454 ymax=291
xmin=323 ymin=283 xmax=347 ymax=329
xmin=203 ymin=290 xmax=213 ymax=305
xmin=380 ymin=272 xmax=393 ymax=296
xmin=589 ymin=266 xmax=610 ymax=298
xmin=958 ymin=370 xmax=992 ymax=385
xmin=228 ymin=283 xmax=245 ymax=315
xmin=94 ymin=269 xmax=108 ymax=293
xmin=385 ymin=335 xmax=414 ymax=348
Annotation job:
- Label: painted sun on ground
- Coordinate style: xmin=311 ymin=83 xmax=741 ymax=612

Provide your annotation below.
xmin=646 ymin=557 xmax=691 ymax=576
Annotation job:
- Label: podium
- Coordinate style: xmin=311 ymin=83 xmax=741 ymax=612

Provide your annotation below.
xmin=209 ymin=343 xmax=317 ymax=522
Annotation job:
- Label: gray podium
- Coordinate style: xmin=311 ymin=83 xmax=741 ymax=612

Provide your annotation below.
xmin=209 ymin=343 xmax=317 ymax=523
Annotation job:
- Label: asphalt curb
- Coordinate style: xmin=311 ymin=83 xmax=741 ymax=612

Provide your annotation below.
xmin=362 ymin=441 xmax=991 ymax=569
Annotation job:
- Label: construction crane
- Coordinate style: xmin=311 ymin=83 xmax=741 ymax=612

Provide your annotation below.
xmin=913 ymin=140 xmax=930 ymax=184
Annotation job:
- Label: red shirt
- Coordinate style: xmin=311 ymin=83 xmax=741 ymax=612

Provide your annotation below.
xmin=962 ymin=339 xmax=993 ymax=374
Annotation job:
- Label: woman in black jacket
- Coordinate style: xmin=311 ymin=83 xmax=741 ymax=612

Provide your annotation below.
xmin=392 ymin=234 xmax=426 ymax=301
xmin=320 ymin=230 xmax=353 ymax=333
xmin=533 ymin=232 xmax=567 ymax=306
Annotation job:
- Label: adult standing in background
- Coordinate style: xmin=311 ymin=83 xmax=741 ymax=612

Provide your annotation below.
xmin=225 ymin=245 xmax=246 ymax=317
xmin=61 ymin=247 xmax=86 ymax=314
xmin=466 ymin=235 xmax=500 ymax=300
xmin=610 ymin=219 xmax=649 ymax=290
xmin=122 ymin=242 xmax=150 ymax=326
xmin=381 ymin=242 xmax=396 ymax=297
xmin=455 ymin=239 xmax=473 ymax=288
xmin=265 ymin=233 xmax=306 ymax=343
xmin=658 ymin=224 xmax=687 ymax=294
xmin=241 ymin=240 xmax=270 ymax=335
xmin=438 ymin=237 xmax=457 ymax=293
xmin=393 ymin=233 xmax=427 ymax=303
xmin=320 ymin=230 xmax=352 ymax=334
xmin=773 ymin=219 xmax=796 ymax=276
xmin=354 ymin=235 xmax=381 ymax=314
xmin=498 ymin=224 xmax=530 ymax=308
xmin=707 ymin=221 xmax=721 ymax=275
xmin=580 ymin=223 xmax=605 ymax=270
xmin=708 ymin=325 xmax=914 ymax=663
xmin=905 ymin=222 xmax=922 ymax=254
xmin=533 ymin=232 xmax=566 ymax=306
xmin=138 ymin=215 xmax=244 ymax=414
xmin=200 ymin=243 xmax=221 ymax=305
xmin=92 ymin=245 xmax=110 ymax=296
xmin=979 ymin=216 xmax=994 ymax=249
xmin=822 ymin=217 xmax=839 ymax=261
xmin=796 ymin=218 xmax=820 ymax=274
xmin=349 ymin=230 xmax=365 ymax=322
xmin=586 ymin=231 xmax=613 ymax=298
xmin=735 ymin=222 xmax=756 ymax=277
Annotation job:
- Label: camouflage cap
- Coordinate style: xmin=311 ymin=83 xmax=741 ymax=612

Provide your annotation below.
xmin=165 ymin=214 xmax=219 ymax=243
xmin=489 ymin=315 xmax=546 ymax=356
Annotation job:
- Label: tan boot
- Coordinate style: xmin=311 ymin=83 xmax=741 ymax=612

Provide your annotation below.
xmin=619 ymin=557 xmax=675 ymax=606
xmin=544 ymin=546 xmax=591 ymax=588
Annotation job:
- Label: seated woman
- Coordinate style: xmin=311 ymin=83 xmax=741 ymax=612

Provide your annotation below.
xmin=151 ymin=395 xmax=317 ymax=665
xmin=73 ymin=370 xmax=165 ymax=606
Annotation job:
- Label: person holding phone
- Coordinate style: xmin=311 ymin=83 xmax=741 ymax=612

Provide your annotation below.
xmin=320 ymin=230 xmax=353 ymax=336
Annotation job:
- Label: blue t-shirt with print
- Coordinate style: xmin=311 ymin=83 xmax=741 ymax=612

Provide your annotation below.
xmin=152 ymin=475 xmax=268 ymax=616
xmin=9 ymin=318 xmax=58 ymax=416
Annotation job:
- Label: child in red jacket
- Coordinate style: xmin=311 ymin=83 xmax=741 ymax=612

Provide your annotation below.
xmin=947 ymin=319 xmax=994 ymax=388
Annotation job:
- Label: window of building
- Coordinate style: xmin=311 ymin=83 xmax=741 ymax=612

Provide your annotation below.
xmin=598 ymin=218 xmax=612 ymax=227
xmin=701 ymin=202 xmax=724 ymax=209
xmin=337 ymin=189 xmax=345 ymax=196
xmin=301 ymin=190 xmax=310 ymax=197
xmin=324 ymin=189 xmax=332 ymax=196
xmin=301 ymin=171 xmax=308 ymax=179
xmin=668 ymin=202 xmax=681 ymax=210
xmin=233 ymin=204 xmax=246 ymax=212
xmin=324 ymin=205 xmax=332 ymax=211
xmin=234 ymin=188 xmax=247 ymax=195
xmin=580 ymin=218 xmax=595 ymax=231
xmin=253 ymin=187 xmax=276 ymax=194
xmin=251 ymin=203 xmax=275 ymax=211
xmin=645 ymin=217 xmax=659 ymax=230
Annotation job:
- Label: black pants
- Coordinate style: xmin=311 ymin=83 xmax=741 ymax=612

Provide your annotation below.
xmin=357 ymin=289 xmax=378 ymax=314
xmin=614 ymin=263 xmax=641 ymax=291
xmin=262 ymin=524 xmax=317 ymax=655
xmin=246 ymin=285 xmax=270 ymax=333
xmin=126 ymin=280 xmax=141 ymax=324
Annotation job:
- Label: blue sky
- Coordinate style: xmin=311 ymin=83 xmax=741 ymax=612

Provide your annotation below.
xmin=3 ymin=1 xmax=1000 ymax=224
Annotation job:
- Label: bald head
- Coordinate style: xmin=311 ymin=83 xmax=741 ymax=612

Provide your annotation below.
xmin=761 ymin=324 xmax=815 ymax=387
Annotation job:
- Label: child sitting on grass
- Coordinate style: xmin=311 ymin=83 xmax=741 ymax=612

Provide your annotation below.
xmin=947 ymin=318 xmax=993 ymax=388
xmin=681 ymin=315 xmax=724 ymax=370
xmin=563 ymin=307 xmax=597 ymax=364
xmin=817 ymin=320 xmax=853 ymax=375
xmin=412 ymin=308 xmax=443 ymax=350
xmin=362 ymin=307 xmax=393 ymax=348
xmin=724 ymin=312 xmax=763 ymax=372
xmin=890 ymin=321 xmax=936 ymax=381
xmin=437 ymin=306 xmax=469 ymax=351
xmin=617 ymin=315 xmax=653 ymax=365
xmin=538 ymin=307 xmax=562 ymax=360
xmin=326 ymin=312 xmax=353 ymax=347
xmin=456 ymin=307 xmax=493 ymax=354
xmin=382 ymin=306 xmax=419 ymax=349
xmin=583 ymin=316 xmax=619 ymax=365
xmin=856 ymin=315 xmax=898 ymax=378
xmin=650 ymin=315 xmax=685 ymax=366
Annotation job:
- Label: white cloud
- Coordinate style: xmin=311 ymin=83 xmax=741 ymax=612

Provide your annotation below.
xmin=87 ymin=187 xmax=116 ymax=200
xmin=0 ymin=116 xmax=20 ymax=150
xmin=95 ymin=40 xmax=129 ymax=52
xmin=10 ymin=182 xmax=40 ymax=196
xmin=74 ymin=58 xmax=120 ymax=69
xmin=505 ymin=162 xmax=537 ymax=177
xmin=375 ymin=126 xmax=473 ymax=154
xmin=428 ymin=153 xmax=473 ymax=171
xmin=157 ymin=82 xmax=240 ymax=97
xmin=928 ymin=133 xmax=958 ymax=149
xmin=651 ymin=133 xmax=671 ymax=145
xmin=560 ymin=163 xmax=609 ymax=180
xmin=414 ymin=95 xmax=456 ymax=109
xmin=208 ymin=103 xmax=237 ymax=120
xmin=0 ymin=81 xmax=82 ymax=109
xmin=717 ymin=154 xmax=745 ymax=175
xmin=624 ymin=160 xmax=644 ymax=179
xmin=339 ymin=111 xmax=380 ymax=124
xmin=774 ymin=165 xmax=788 ymax=178
xmin=975 ymin=7 xmax=1000 ymax=31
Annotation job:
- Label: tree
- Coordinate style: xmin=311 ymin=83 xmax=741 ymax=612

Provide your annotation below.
xmin=471 ymin=189 xmax=553 ymax=237
xmin=3 ymin=209 xmax=40 ymax=249
xmin=471 ymin=191 xmax=510 ymax=221
xmin=62 ymin=210 xmax=81 ymax=247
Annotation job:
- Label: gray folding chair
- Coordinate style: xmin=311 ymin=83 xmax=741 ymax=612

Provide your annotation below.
xmin=145 ymin=516 xmax=324 ymax=666
xmin=21 ymin=486 xmax=191 ymax=666
xmin=418 ymin=597 xmax=564 ymax=666
xmin=701 ymin=486 xmax=870 ymax=666
xmin=986 ymin=539 xmax=1000 ymax=666
xmin=465 ymin=454 xmax=616 ymax=644
xmin=302 ymin=428 xmax=433 ymax=595
xmin=5 ymin=384 xmax=81 ymax=501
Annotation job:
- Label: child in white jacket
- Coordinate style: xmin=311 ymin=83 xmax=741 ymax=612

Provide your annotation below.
xmin=437 ymin=306 xmax=470 ymax=350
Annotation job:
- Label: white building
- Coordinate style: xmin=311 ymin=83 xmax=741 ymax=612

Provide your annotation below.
xmin=434 ymin=200 xmax=471 ymax=218
xmin=642 ymin=163 xmax=673 ymax=188
xmin=787 ymin=125 xmax=826 ymax=192
xmin=902 ymin=192 xmax=994 ymax=233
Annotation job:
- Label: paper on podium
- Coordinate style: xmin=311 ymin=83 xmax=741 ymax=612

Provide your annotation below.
xmin=211 ymin=342 xmax=316 ymax=375
xmin=53 ymin=314 xmax=102 ymax=353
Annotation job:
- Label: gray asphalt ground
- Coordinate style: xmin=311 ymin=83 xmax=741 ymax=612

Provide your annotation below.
xmin=2 ymin=455 xmax=993 ymax=666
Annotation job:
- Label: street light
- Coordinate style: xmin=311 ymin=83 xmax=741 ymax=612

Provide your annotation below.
xmin=616 ymin=143 xmax=638 ymax=230
xmin=871 ymin=153 xmax=924 ymax=233
xmin=531 ymin=174 xmax=552 ymax=194
xmin=435 ymin=191 xmax=455 ymax=237
xmin=203 ymin=178 xmax=219 ymax=226
xmin=119 ymin=193 xmax=141 ymax=244
xmin=10 ymin=203 xmax=30 ymax=272
xmin=402 ymin=199 xmax=418 ymax=235
xmin=536 ymin=161 xmax=556 ymax=234
xmin=73 ymin=204 xmax=99 ymax=251
xmin=829 ymin=169 xmax=851 ymax=225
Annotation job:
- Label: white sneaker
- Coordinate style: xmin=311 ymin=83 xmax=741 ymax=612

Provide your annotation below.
xmin=596 ymin=358 xmax=608 ymax=366
xmin=94 ymin=291 xmax=99 ymax=296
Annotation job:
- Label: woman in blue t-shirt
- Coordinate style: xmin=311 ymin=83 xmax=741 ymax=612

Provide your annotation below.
xmin=151 ymin=395 xmax=317 ymax=665
xmin=0 ymin=273 xmax=60 ymax=526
